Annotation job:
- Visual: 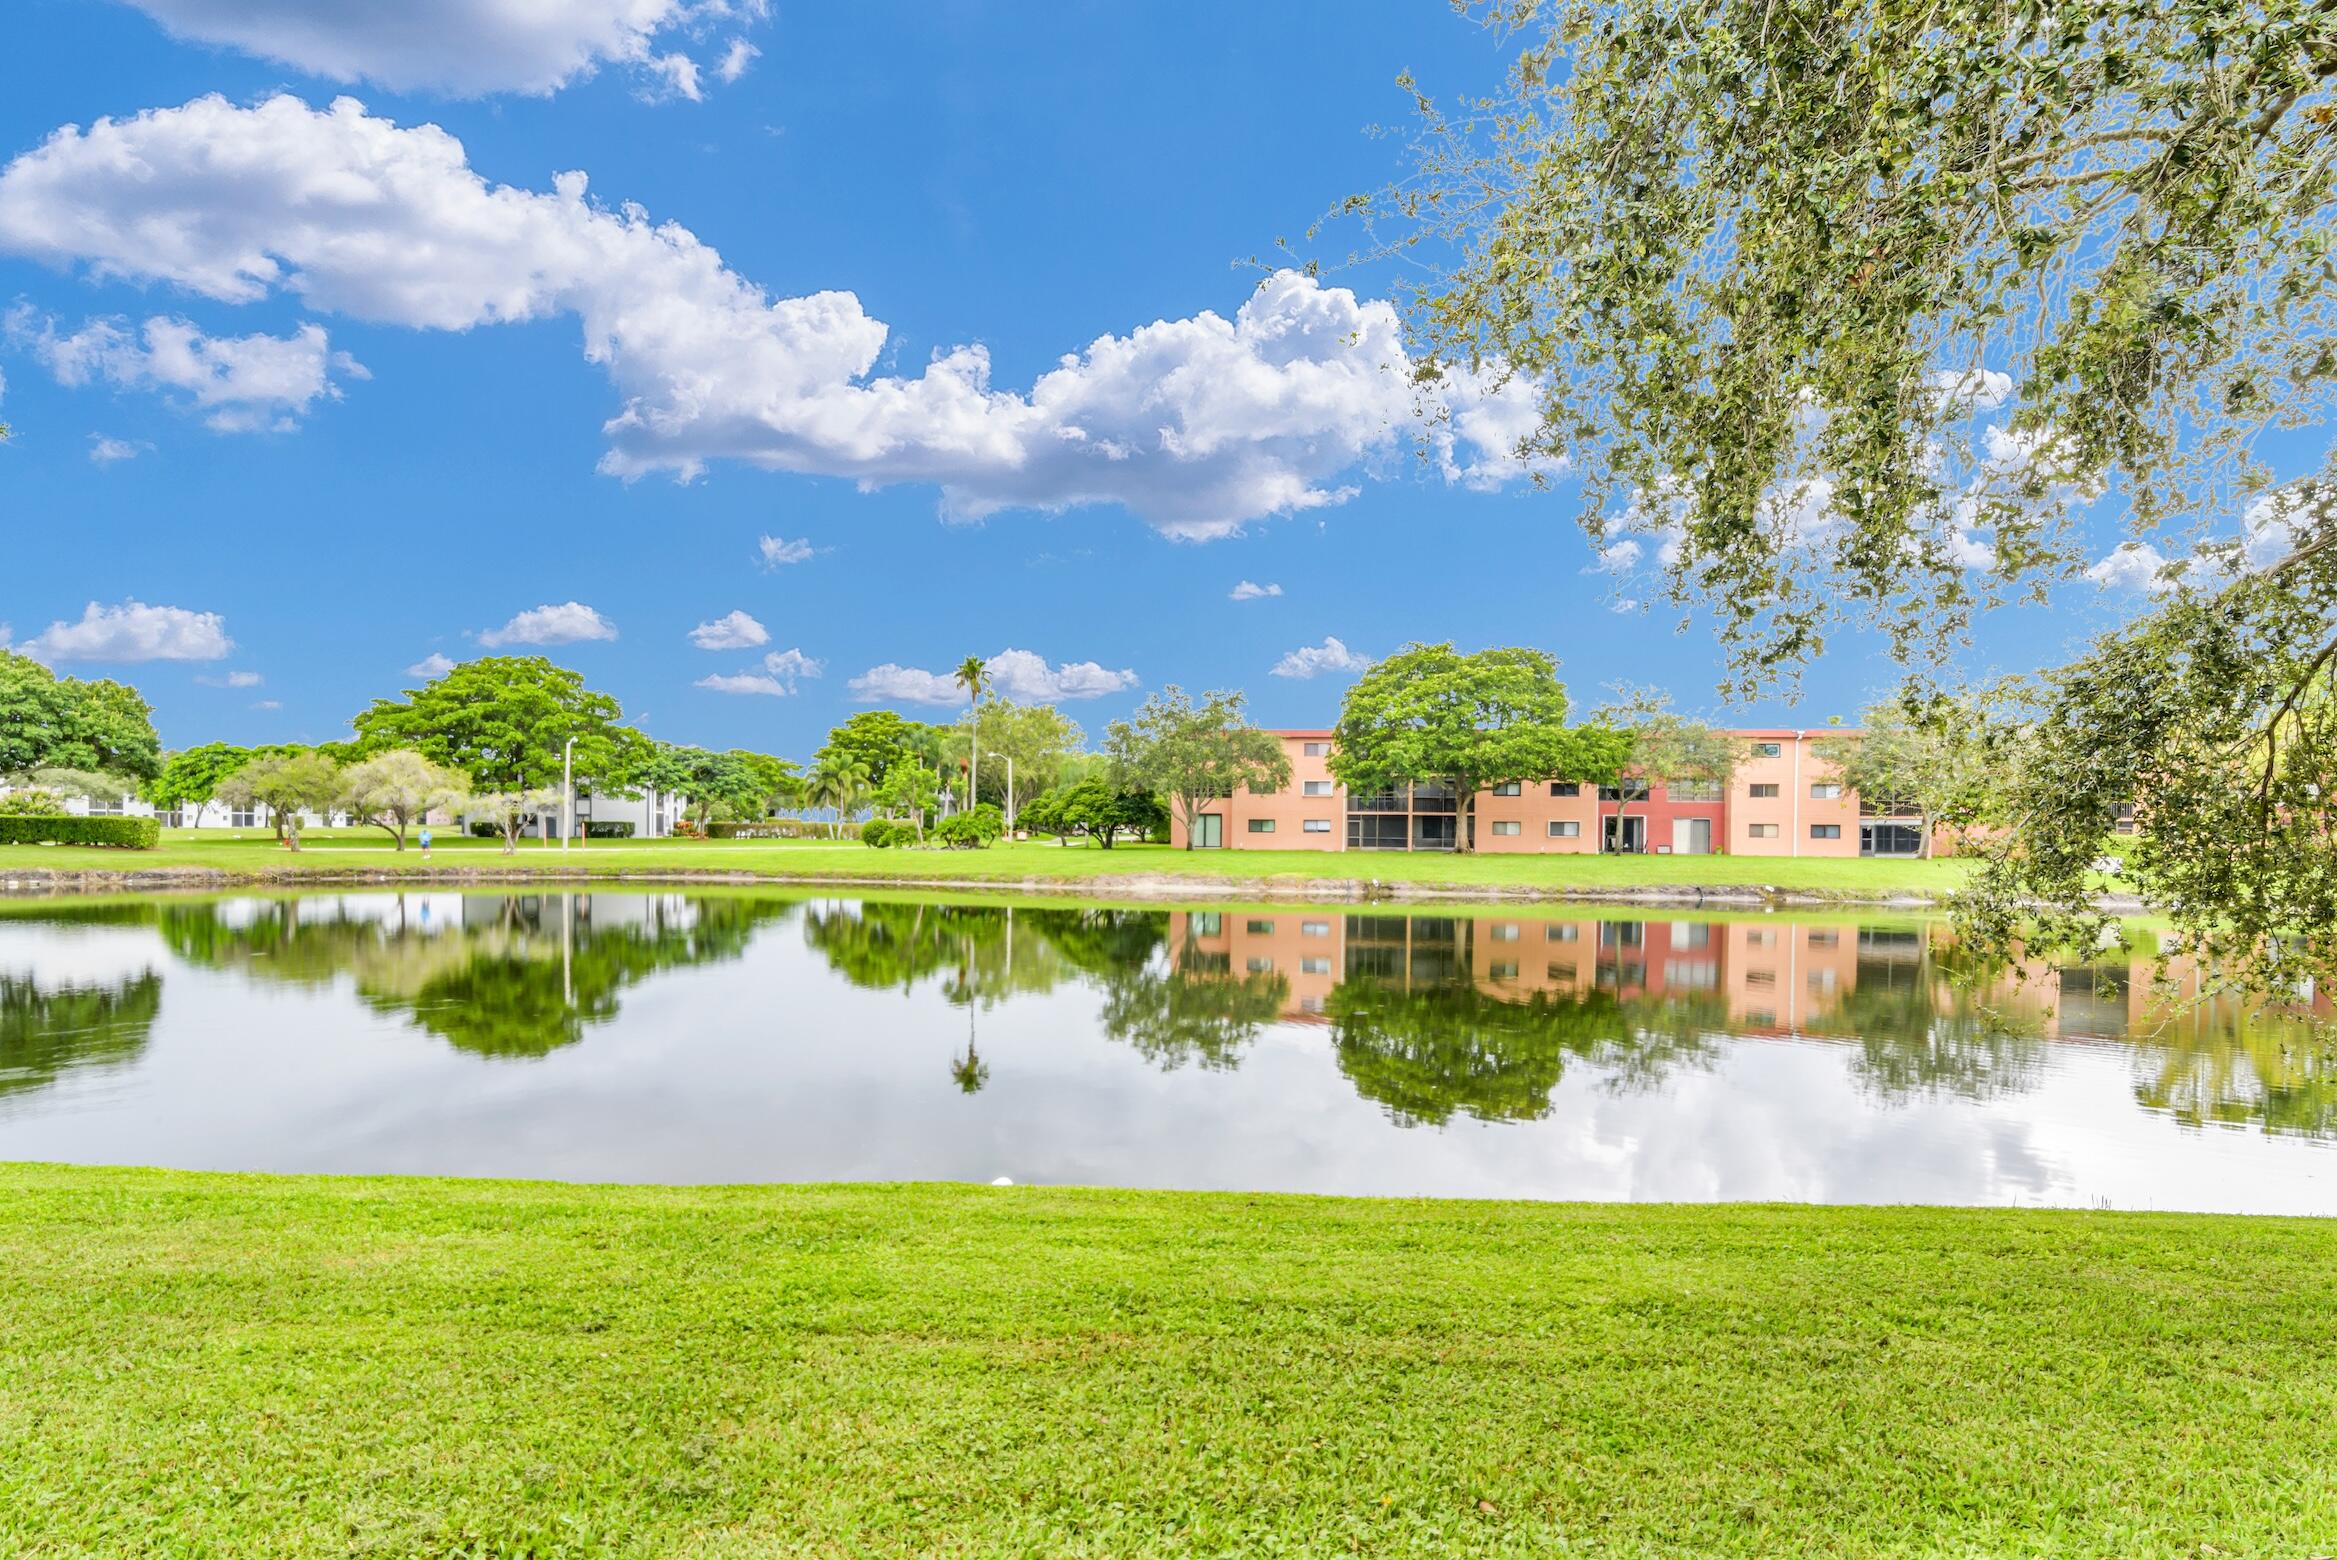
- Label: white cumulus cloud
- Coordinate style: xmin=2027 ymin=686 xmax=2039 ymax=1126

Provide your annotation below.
xmin=195 ymin=669 xmax=263 ymax=687
xmin=1270 ymin=636 xmax=1371 ymax=679
xmin=715 ymin=38 xmax=759 ymax=83
xmin=115 ymin=0 xmax=770 ymax=100
xmin=849 ymin=647 xmax=1135 ymax=706
xmin=478 ymin=601 xmax=618 ymax=647
xmin=2085 ymin=542 xmax=2171 ymax=593
xmin=14 ymin=309 xmax=359 ymax=432
xmin=21 ymin=600 xmax=232 ymax=662
xmin=756 ymin=534 xmax=814 ymax=568
xmin=696 ymin=644 xmax=820 ymax=696
xmin=688 ymin=609 xmax=768 ymax=649
xmin=1229 ymin=580 xmax=1283 ymax=601
xmin=0 ymin=95 xmax=1543 ymax=538
xmin=406 ymin=652 xmax=456 ymax=678
xmin=87 ymin=434 xmax=151 ymax=463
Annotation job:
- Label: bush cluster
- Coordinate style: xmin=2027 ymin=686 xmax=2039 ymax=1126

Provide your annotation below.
xmin=705 ymin=819 xmax=858 ymax=840
xmin=933 ymin=803 xmax=1005 ymax=850
xmin=583 ymin=821 xmax=635 ymax=838
xmin=0 ymin=815 xmax=162 ymax=848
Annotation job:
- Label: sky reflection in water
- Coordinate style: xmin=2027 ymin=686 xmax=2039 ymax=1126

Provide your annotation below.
xmin=1 ymin=890 xmax=2331 ymax=1212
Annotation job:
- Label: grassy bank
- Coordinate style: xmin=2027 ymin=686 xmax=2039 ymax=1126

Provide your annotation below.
xmin=1 ymin=1165 xmax=2330 ymax=1555
xmin=0 ymin=831 xmax=1973 ymax=902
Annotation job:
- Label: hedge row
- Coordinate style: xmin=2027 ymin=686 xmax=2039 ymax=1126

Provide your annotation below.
xmin=704 ymin=819 xmax=858 ymax=840
xmin=0 ymin=815 xmax=162 ymax=848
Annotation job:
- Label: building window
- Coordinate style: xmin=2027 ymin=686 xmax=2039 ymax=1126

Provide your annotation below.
xmin=1747 ymin=823 xmax=1779 ymax=839
xmin=1490 ymin=820 xmax=1521 ymax=836
xmin=1548 ymin=924 xmax=1580 ymax=942
xmin=86 ymin=794 xmax=128 ymax=816
xmin=1489 ymin=961 xmax=1519 ymax=981
xmin=1808 ymin=929 xmax=1839 ymax=948
xmin=1547 ymin=820 xmax=1581 ymax=839
xmin=1860 ymin=821 xmax=1924 ymax=857
xmin=1491 ymin=924 xmax=1521 ymax=942
xmin=1300 ymin=956 xmax=1331 ymax=975
xmin=1811 ymin=783 xmax=1843 ymax=800
xmin=1597 ymin=780 xmax=1651 ymax=802
xmin=1301 ymin=921 xmax=1331 ymax=937
xmin=1302 ymin=780 xmax=1335 ymax=797
xmin=230 ymin=805 xmax=258 ymax=828
xmin=1747 ymin=928 xmax=1777 ymax=948
xmin=1667 ymin=780 xmax=1722 ymax=803
xmin=1551 ymin=782 xmax=1581 ymax=798
xmin=1745 ymin=968 xmax=1777 ymax=988
xmin=1547 ymin=961 xmax=1577 ymax=983
xmin=1246 ymin=919 xmax=1276 ymax=935
xmin=1191 ymin=912 xmax=1223 ymax=937
xmin=1751 ymin=741 xmax=1782 ymax=758
xmin=1302 ymin=741 xmax=1330 ymax=757
xmin=1246 ymin=957 xmax=1274 ymax=974
xmin=1749 ymin=783 xmax=1780 ymax=799
xmin=1302 ymin=819 xmax=1332 ymax=834
xmin=1246 ymin=818 xmax=1276 ymax=834
xmin=1492 ymin=781 xmax=1521 ymax=797
xmin=1811 ymin=824 xmax=1843 ymax=839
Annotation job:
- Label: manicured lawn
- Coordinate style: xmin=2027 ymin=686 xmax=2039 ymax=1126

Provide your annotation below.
xmin=0 ymin=831 xmax=1975 ymax=899
xmin=0 ymin=1165 xmax=2330 ymax=1555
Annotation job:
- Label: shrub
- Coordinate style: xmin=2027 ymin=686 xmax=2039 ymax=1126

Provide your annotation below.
xmin=0 ymin=788 xmax=71 ymax=818
xmin=934 ymin=803 xmax=1004 ymax=850
xmin=862 ymin=819 xmax=898 ymax=849
xmin=0 ymin=815 xmax=161 ymax=848
xmin=583 ymin=821 xmax=635 ymax=839
xmin=705 ymin=819 xmax=860 ymax=840
xmin=468 ymin=821 xmax=503 ymax=838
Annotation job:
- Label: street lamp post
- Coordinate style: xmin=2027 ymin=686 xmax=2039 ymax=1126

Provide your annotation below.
xmin=987 ymin=751 xmax=1013 ymax=833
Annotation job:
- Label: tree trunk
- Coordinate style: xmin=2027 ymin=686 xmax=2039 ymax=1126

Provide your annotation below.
xmin=1455 ymin=791 xmax=1473 ymax=854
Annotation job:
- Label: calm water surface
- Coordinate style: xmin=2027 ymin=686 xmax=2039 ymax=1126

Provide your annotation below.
xmin=2 ymin=889 xmax=2331 ymax=1212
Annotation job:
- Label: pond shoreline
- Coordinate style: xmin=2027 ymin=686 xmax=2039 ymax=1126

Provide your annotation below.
xmin=0 ymin=860 xmax=2152 ymax=914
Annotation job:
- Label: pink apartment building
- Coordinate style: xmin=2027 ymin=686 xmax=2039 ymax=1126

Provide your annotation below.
xmin=1167 ymin=728 xmax=1942 ymax=858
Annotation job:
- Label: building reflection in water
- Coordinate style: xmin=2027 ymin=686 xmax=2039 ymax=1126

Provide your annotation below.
xmin=0 ymin=893 xmax=2327 ymax=1144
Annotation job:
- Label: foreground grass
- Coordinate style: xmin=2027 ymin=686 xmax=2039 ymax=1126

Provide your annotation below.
xmin=0 ymin=1165 xmax=2329 ymax=1556
xmin=0 ymin=832 xmax=1974 ymax=899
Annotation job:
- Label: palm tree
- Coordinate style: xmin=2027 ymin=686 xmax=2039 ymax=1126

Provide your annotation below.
xmin=954 ymin=655 xmax=992 ymax=811
xmin=809 ymin=757 xmax=870 ymax=839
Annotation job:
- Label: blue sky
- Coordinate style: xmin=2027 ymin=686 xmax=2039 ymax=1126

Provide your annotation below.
xmin=0 ymin=0 xmax=2146 ymax=756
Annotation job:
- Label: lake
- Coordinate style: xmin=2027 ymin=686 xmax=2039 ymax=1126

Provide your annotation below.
xmin=2 ymin=888 xmax=2331 ymax=1212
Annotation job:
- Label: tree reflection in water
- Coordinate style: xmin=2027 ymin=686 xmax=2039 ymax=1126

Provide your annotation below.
xmin=0 ymin=970 xmax=161 ymax=1101
xmin=3 ymin=892 xmax=2326 ymax=1140
xmin=157 ymin=893 xmax=796 ymax=1058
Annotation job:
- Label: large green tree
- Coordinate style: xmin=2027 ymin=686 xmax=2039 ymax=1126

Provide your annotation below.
xmin=1814 ymin=697 xmax=2005 ymax=861
xmin=0 ymin=651 xmax=162 ymax=781
xmin=814 ymin=711 xmax=942 ymax=792
xmin=1589 ymin=686 xmax=1740 ymax=854
xmin=339 ymin=750 xmax=471 ymax=850
xmin=1366 ymin=0 xmax=2337 ymax=981
xmin=1104 ymin=686 xmax=1293 ymax=850
xmin=216 ymin=750 xmax=343 ymax=852
xmin=352 ymin=657 xmax=628 ymax=852
xmin=1330 ymin=645 xmax=1628 ymax=853
xmin=946 ymin=700 xmax=1082 ymax=824
xmin=144 ymin=743 xmax=252 ymax=829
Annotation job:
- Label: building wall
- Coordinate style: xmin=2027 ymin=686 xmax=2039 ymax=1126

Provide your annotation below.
xmin=1171 ymin=732 xmax=1345 ymax=851
xmin=1728 ymin=732 xmax=1862 ymax=858
xmin=1171 ymin=726 xmax=1950 ymax=857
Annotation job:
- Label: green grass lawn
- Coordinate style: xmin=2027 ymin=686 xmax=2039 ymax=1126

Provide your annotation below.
xmin=0 ymin=1166 xmax=2330 ymax=1556
xmin=0 ymin=830 xmax=1975 ymax=899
